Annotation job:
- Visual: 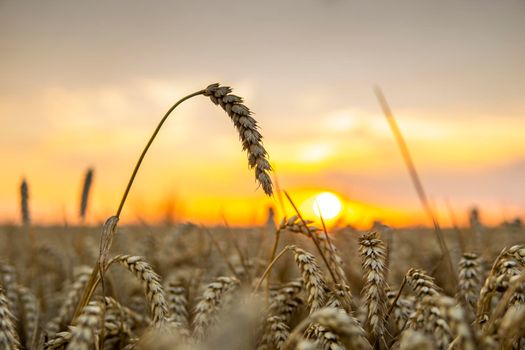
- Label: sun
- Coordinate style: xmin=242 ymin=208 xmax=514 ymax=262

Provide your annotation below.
xmin=313 ymin=192 xmax=343 ymax=220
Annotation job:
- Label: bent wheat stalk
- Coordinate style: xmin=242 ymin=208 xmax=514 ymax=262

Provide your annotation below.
xmin=254 ymin=245 xmax=294 ymax=292
xmin=74 ymin=83 xmax=273 ymax=320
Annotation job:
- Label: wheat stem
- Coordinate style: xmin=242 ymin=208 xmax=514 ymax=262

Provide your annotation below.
xmin=266 ymin=226 xmax=283 ymax=301
xmin=283 ymin=191 xmax=339 ymax=284
xmin=385 ymin=277 xmax=407 ymax=322
xmin=116 ymin=90 xmax=206 ymax=218
xmin=374 ymin=87 xmax=457 ymax=289
xmin=254 ymin=246 xmax=293 ymax=293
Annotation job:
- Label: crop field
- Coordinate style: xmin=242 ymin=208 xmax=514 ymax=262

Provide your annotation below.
xmin=1 ymin=79 xmax=525 ymax=350
xmin=1 ymin=218 xmax=525 ymax=350
xmin=2 ymin=3 xmax=524 ymax=350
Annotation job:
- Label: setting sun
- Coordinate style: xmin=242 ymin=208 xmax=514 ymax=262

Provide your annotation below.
xmin=313 ymin=191 xmax=343 ymax=220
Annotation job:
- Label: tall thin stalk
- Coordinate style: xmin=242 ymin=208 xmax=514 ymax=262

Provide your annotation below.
xmin=374 ymin=87 xmax=457 ymax=288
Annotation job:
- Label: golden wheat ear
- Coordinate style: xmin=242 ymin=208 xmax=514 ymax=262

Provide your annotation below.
xmin=79 ymin=168 xmax=94 ymax=223
xmin=20 ymin=178 xmax=30 ymax=226
xmin=359 ymin=231 xmax=388 ymax=345
xmin=203 ymin=83 xmax=272 ymax=196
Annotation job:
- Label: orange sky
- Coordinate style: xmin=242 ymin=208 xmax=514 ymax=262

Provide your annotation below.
xmin=1 ymin=1 xmax=524 ymax=228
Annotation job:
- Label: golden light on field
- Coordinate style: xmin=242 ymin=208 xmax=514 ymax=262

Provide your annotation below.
xmin=313 ymin=192 xmax=343 ymax=220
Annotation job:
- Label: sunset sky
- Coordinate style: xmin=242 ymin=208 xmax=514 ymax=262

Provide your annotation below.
xmin=1 ymin=0 xmax=524 ymax=227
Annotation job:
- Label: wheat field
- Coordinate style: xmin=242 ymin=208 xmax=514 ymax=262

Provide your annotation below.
xmin=3 ymin=1 xmax=524 ymax=349
xmin=1 ymin=219 xmax=524 ymax=350
xmin=2 ymin=86 xmax=524 ymax=350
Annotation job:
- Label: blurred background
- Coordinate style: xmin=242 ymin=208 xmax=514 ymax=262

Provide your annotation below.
xmin=1 ymin=0 xmax=524 ymax=227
